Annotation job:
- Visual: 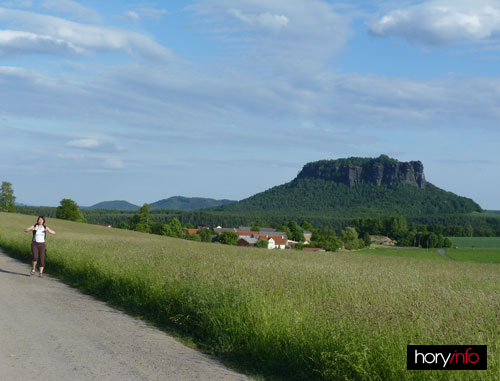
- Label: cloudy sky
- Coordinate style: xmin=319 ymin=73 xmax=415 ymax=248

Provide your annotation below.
xmin=0 ymin=0 xmax=499 ymax=208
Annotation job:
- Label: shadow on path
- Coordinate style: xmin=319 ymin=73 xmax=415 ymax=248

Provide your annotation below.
xmin=0 ymin=268 xmax=30 ymax=277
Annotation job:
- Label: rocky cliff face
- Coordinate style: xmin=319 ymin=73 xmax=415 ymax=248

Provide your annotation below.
xmin=296 ymin=155 xmax=427 ymax=189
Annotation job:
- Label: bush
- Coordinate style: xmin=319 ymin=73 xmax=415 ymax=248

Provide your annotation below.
xmin=216 ymin=231 xmax=239 ymax=245
xmin=256 ymin=239 xmax=268 ymax=248
xmin=198 ymin=228 xmax=213 ymax=242
xmin=185 ymin=233 xmax=201 ymax=242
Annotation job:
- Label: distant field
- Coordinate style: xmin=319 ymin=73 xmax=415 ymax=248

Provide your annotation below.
xmin=0 ymin=213 xmax=498 ymax=380
xmin=359 ymin=246 xmax=500 ymax=264
xmin=449 ymin=236 xmax=500 ymax=249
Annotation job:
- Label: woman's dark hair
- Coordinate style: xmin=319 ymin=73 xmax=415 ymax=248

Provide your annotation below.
xmin=36 ymin=216 xmax=46 ymax=226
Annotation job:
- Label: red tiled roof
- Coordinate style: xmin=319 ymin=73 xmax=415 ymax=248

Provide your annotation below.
xmin=187 ymin=228 xmax=199 ymax=235
xmin=236 ymin=231 xmax=258 ymax=236
xmin=260 ymin=235 xmax=286 ymax=245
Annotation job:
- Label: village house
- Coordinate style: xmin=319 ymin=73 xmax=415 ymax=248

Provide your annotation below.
xmin=236 ymin=230 xmax=259 ymax=237
xmin=237 ymin=237 xmax=258 ymax=247
xmin=259 ymin=235 xmax=287 ymax=250
xmin=303 ymin=230 xmax=313 ymax=242
xmin=213 ymin=226 xmax=290 ymax=249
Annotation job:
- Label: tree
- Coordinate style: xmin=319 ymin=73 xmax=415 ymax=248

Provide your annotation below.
xmin=56 ymin=198 xmax=86 ymax=222
xmin=0 ymin=181 xmax=16 ymax=212
xmin=250 ymin=224 xmax=261 ymax=232
xmin=151 ymin=222 xmax=166 ymax=235
xmin=384 ymin=216 xmax=408 ymax=240
xmin=197 ymin=228 xmax=213 ymax=242
xmin=301 ymin=220 xmax=314 ymax=232
xmin=362 ymin=232 xmax=371 ymax=247
xmin=185 ymin=233 xmax=201 ymax=241
xmin=277 ymin=224 xmax=293 ymax=241
xmin=135 ymin=222 xmax=152 ymax=233
xmin=341 ymin=227 xmax=358 ymax=243
xmin=443 ymin=237 xmax=453 ymax=248
xmin=341 ymin=227 xmax=365 ymax=250
xmin=465 ymin=223 xmax=474 ymax=237
xmin=316 ymin=236 xmax=343 ymax=251
xmin=138 ymin=204 xmax=153 ymax=225
xmin=286 ymin=221 xmax=304 ymax=242
xmin=216 ymin=231 xmax=239 ymax=245
xmin=130 ymin=203 xmax=153 ymax=232
xmin=256 ymin=239 xmax=268 ymax=248
xmin=421 ymin=232 xmax=439 ymax=248
xmin=166 ymin=217 xmax=183 ymax=238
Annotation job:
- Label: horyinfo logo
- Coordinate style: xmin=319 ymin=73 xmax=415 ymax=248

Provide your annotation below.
xmin=407 ymin=345 xmax=487 ymax=370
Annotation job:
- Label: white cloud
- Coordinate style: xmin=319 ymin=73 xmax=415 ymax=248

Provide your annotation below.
xmin=0 ymin=30 xmax=84 ymax=57
xmin=42 ymin=0 xmax=102 ymax=23
xmin=131 ymin=6 xmax=167 ymax=19
xmin=1 ymin=0 xmax=31 ymax=8
xmin=2 ymin=59 xmax=500 ymax=149
xmin=228 ymin=9 xmax=289 ymax=31
xmin=370 ymin=0 xmax=500 ymax=45
xmin=188 ymin=0 xmax=351 ymax=77
xmin=103 ymin=157 xmax=125 ymax=169
xmin=56 ymin=151 xmax=125 ymax=171
xmin=0 ymin=65 xmax=53 ymax=84
xmin=120 ymin=10 xmax=141 ymax=23
xmin=0 ymin=7 xmax=173 ymax=60
xmin=67 ymin=138 xmax=101 ymax=148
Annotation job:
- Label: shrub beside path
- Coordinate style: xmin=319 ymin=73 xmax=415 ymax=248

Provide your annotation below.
xmin=0 ymin=250 xmax=250 ymax=381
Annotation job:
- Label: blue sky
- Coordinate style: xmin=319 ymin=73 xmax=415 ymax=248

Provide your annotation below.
xmin=0 ymin=0 xmax=499 ymax=209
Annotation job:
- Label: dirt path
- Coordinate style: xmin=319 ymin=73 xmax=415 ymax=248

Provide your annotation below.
xmin=0 ymin=251 xmax=251 ymax=381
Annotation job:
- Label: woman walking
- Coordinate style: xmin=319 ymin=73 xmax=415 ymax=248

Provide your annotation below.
xmin=24 ymin=216 xmax=56 ymax=277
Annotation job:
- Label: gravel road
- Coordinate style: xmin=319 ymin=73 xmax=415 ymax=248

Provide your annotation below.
xmin=0 ymin=250 xmax=251 ymax=381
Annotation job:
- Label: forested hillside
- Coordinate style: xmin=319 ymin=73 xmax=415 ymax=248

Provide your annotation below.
xmin=87 ymin=200 xmax=139 ymax=211
xmin=219 ymin=156 xmax=481 ymax=217
xmin=220 ymin=180 xmax=480 ymax=216
xmin=150 ymin=196 xmax=235 ymax=210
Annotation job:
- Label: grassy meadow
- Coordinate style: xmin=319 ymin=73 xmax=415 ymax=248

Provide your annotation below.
xmin=0 ymin=212 xmax=499 ymax=380
xmin=449 ymin=237 xmax=500 ymax=249
xmin=358 ymin=246 xmax=500 ymax=264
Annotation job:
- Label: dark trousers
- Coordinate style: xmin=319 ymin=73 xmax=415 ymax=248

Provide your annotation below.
xmin=31 ymin=242 xmax=46 ymax=267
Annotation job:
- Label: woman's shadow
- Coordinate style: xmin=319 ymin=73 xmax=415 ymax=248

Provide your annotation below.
xmin=0 ymin=268 xmax=31 ymax=277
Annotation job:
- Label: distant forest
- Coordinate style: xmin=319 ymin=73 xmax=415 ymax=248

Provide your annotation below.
xmin=16 ymin=206 xmax=500 ymax=237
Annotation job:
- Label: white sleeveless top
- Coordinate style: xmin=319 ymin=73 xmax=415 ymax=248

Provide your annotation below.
xmin=34 ymin=225 xmax=46 ymax=243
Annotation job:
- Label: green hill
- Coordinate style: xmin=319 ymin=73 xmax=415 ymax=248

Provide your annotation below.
xmin=219 ymin=156 xmax=482 ymax=218
xmin=150 ymin=196 xmax=235 ymax=210
xmin=88 ymin=200 xmax=140 ymax=211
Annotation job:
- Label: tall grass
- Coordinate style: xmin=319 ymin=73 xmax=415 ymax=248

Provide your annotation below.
xmin=1 ymin=213 xmax=499 ymax=380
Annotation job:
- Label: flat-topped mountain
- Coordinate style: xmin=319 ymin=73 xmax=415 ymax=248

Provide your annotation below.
xmin=218 ymin=155 xmax=482 ymax=217
xmin=150 ymin=196 xmax=235 ymax=210
xmin=297 ymin=155 xmax=426 ymax=189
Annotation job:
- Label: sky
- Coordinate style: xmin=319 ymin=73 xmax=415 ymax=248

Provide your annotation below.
xmin=0 ymin=0 xmax=499 ymax=209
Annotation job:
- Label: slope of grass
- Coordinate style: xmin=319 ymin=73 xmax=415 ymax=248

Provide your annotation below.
xmin=0 ymin=213 xmax=499 ymax=380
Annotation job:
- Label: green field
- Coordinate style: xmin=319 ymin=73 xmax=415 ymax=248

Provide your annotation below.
xmin=0 ymin=213 xmax=499 ymax=380
xmin=358 ymin=246 xmax=500 ymax=264
xmin=449 ymin=236 xmax=500 ymax=249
